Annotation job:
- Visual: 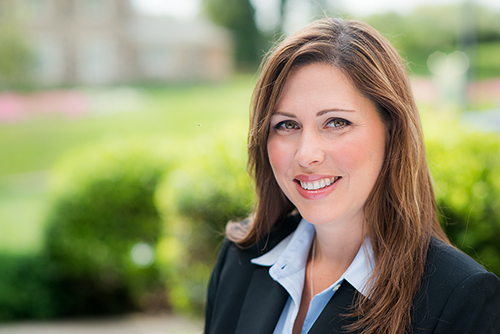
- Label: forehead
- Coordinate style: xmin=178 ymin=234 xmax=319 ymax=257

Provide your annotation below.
xmin=273 ymin=63 xmax=372 ymax=115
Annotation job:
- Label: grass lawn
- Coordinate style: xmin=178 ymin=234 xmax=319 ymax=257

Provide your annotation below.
xmin=0 ymin=192 xmax=49 ymax=254
xmin=477 ymin=42 xmax=500 ymax=79
xmin=0 ymin=75 xmax=255 ymax=254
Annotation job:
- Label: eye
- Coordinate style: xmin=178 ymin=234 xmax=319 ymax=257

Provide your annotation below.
xmin=327 ymin=118 xmax=350 ymax=129
xmin=275 ymin=121 xmax=299 ymax=130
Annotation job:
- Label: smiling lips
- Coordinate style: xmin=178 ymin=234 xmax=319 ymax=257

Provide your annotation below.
xmin=298 ymin=176 xmax=340 ymax=190
xmin=294 ymin=175 xmax=341 ymax=199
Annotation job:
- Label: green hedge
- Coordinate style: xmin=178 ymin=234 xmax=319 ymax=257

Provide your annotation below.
xmin=42 ymin=137 xmax=172 ymax=316
xmin=0 ymin=253 xmax=57 ymax=320
xmin=156 ymin=131 xmax=253 ymax=314
xmin=425 ymin=115 xmax=500 ymax=274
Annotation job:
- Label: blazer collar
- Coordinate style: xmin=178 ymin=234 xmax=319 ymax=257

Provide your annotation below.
xmin=232 ymin=213 xmax=302 ymax=334
xmin=234 ymin=275 xmax=360 ymax=334
xmin=309 ymin=280 xmax=360 ymax=333
xmin=235 ymin=266 xmax=289 ymax=334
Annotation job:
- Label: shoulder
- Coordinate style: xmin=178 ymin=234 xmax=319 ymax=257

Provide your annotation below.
xmin=425 ymin=237 xmax=490 ymax=278
xmin=224 ymin=213 xmax=302 ymax=261
xmin=207 ymin=212 xmax=301 ymax=295
xmin=412 ymin=237 xmax=500 ymax=333
xmin=204 ymin=213 xmax=301 ymax=333
xmin=421 ymin=237 xmax=500 ymax=302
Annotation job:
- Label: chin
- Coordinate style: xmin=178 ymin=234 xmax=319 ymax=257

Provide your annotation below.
xmin=295 ymin=204 xmax=364 ymax=229
xmin=296 ymin=210 xmax=338 ymax=226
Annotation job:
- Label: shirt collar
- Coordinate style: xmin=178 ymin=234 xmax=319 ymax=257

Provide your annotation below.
xmin=251 ymin=218 xmax=314 ymax=268
xmin=251 ymin=218 xmax=375 ymax=298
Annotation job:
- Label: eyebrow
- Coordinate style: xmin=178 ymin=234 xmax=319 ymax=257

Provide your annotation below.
xmin=271 ymin=108 xmax=356 ymax=118
xmin=317 ymin=109 xmax=355 ymax=116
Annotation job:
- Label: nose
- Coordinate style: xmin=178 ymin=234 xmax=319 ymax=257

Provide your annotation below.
xmin=295 ymin=130 xmax=325 ymax=167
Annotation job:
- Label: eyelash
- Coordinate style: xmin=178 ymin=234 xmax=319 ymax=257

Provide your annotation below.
xmin=273 ymin=118 xmax=351 ymax=130
xmin=327 ymin=118 xmax=351 ymax=128
xmin=274 ymin=121 xmax=299 ymax=130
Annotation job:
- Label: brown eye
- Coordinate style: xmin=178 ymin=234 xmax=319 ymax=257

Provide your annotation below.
xmin=333 ymin=119 xmax=345 ymax=127
xmin=275 ymin=121 xmax=298 ymax=130
xmin=328 ymin=118 xmax=350 ymax=128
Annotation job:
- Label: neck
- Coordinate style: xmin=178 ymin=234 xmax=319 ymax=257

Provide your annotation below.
xmin=311 ymin=218 xmax=365 ymax=276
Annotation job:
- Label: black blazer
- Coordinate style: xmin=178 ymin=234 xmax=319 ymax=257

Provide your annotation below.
xmin=204 ymin=214 xmax=500 ymax=334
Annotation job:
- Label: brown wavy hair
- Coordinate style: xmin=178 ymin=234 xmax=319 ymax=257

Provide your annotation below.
xmin=226 ymin=18 xmax=450 ymax=333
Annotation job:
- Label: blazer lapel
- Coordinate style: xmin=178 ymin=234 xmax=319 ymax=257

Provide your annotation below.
xmin=308 ymin=281 xmax=360 ymax=334
xmin=235 ymin=265 xmax=289 ymax=334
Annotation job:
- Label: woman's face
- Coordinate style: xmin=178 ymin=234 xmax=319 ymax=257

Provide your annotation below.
xmin=267 ymin=63 xmax=387 ymax=228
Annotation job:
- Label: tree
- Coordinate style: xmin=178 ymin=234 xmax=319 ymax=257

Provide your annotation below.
xmin=203 ymin=0 xmax=264 ymax=69
xmin=0 ymin=21 xmax=33 ymax=90
xmin=364 ymin=4 xmax=500 ymax=78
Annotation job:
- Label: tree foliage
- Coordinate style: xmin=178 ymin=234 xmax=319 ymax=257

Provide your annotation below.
xmin=203 ymin=0 xmax=263 ymax=69
xmin=364 ymin=5 xmax=500 ymax=77
xmin=202 ymin=1 xmax=500 ymax=77
xmin=0 ymin=21 xmax=33 ymax=90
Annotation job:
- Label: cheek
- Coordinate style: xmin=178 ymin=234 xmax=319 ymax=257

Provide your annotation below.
xmin=362 ymin=133 xmax=387 ymax=177
xmin=327 ymin=135 xmax=367 ymax=169
xmin=267 ymin=136 xmax=298 ymax=184
xmin=333 ymin=130 xmax=386 ymax=175
xmin=267 ymin=137 xmax=288 ymax=175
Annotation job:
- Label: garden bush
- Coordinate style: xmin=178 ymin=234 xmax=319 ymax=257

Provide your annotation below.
xmin=43 ymin=137 xmax=173 ymax=316
xmin=156 ymin=130 xmax=254 ymax=314
xmin=425 ymin=114 xmax=500 ymax=275
xmin=0 ymin=253 xmax=57 ymax=321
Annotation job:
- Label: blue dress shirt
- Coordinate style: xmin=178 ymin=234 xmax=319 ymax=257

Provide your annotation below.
xmin=251 ymin=219 xmax=375 ymax=334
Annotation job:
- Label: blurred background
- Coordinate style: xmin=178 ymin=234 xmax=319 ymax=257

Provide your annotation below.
xmin=0 ymin=0 xmax=499 ymax=332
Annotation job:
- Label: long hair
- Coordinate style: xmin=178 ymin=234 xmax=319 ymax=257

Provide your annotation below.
xmin=227 ymin=18 xmax=450 ymax=333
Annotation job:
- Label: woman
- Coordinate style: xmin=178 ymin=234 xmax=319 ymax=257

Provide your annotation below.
xmin=204 ymin=18 xmax=500 ymax=334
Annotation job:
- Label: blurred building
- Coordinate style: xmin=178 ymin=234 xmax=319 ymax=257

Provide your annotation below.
xmin=0 ymin=0 xmax=233 ymax=85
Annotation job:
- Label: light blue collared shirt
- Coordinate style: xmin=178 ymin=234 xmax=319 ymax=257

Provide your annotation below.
xmin=251 ymin=219 xmax=375 ymax=334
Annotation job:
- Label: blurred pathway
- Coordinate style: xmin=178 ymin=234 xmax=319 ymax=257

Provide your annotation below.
xmin=0 ymin=312 xmax=203 ymax=334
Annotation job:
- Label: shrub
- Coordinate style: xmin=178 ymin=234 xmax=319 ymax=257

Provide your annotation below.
xmin=156 ymin=130 xmax=254 ymax=314
xmin=425 ymin=114 xmax=500 ymax=275
xmin=43 ymin=137 xmax=173 ymax=316
xmin=0 ymin=253 xmax=57 ymax=321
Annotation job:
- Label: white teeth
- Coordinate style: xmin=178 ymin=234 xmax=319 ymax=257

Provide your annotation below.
xmin=300 ymin=177 xmax=337 ymax=190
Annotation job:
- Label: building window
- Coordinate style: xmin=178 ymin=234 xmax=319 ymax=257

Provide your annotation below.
xmin=139 ymin=46 xmax=176 ymax=79
xmin=22 ymin=0 xmax=53 ymax=21
xmin=33 ymin=38 xmax=65 ymax=84
xmin=76 ymin=0 xmax=115 ymax=22
xmin=77 ymin=38 xmax=117 ymax=84
xmin=12 ymin=0 xmax=54 ymax=22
